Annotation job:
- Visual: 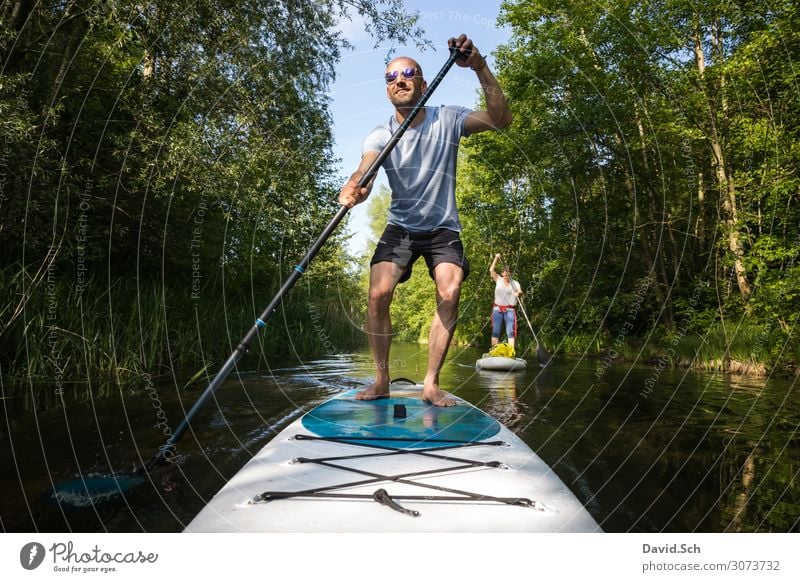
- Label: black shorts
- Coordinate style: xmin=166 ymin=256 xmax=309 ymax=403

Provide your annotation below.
xmin=370 ymin=224 xmax=470 ymax=284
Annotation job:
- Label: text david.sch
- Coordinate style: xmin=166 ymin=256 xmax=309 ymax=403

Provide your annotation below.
xmin=642 ymin=543 xmax=701 ymax=554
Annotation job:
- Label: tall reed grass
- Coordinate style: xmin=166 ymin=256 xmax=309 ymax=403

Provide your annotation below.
xmin=553 ymin=322 xmax=796 ymax=376
xmin=669 ymin=322 xmax=788 ymax=375
xmin=0 ymin=270 xmax=364 ymax=387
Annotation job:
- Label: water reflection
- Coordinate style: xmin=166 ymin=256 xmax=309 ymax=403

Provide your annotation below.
xmin=1 ymin=344 xmax=797 ymax=532
xmin=474 ymin=369 xmax=525 ymax=429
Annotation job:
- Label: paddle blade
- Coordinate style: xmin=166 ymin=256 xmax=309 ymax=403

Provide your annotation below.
xmin=48 ymin=474 xmax=144 ymax=508
xmin=536 ymin=344 xmax=554 ymax=368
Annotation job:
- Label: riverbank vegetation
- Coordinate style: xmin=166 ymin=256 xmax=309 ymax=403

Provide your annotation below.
xmin=0 ymin=0 xmax=418 ymax=384
xmin=3 ymin=1 xmax=798 ymax=383
xmin=369 ymin=0 xmax=799 ymax=376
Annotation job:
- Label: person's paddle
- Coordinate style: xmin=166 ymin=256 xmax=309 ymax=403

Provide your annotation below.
xmin=517 ymin=298 xmax=553 ymax=367
xmin=50 ymin=44 xmax=470 ymax=507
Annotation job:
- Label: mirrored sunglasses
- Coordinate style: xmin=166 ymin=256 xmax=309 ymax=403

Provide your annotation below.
xmin=384 ymin=67 xmax=417 ymax=85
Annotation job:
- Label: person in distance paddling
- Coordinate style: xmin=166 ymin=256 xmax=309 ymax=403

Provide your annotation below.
xmin=489 ymin=253 xmax=523 ymax=352
xmin=339 ymin=34 xmax=512 ymax=406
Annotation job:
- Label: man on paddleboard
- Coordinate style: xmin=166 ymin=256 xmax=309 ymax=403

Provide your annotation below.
xmin=339 ymin=34 xmax=512 ymax=406
xmin=489 ymin=253 xmax=523 ymax=351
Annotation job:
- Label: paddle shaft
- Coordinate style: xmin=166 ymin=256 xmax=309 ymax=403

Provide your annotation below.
xmin=516 ymin=299 xmax=539 ymax=345
xmin=148 ymin=47 xmax=467 ymax=468
xmin=516 ymin=298 xmax=553 ymax=367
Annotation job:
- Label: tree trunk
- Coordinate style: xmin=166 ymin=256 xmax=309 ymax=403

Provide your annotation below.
xmin=50 ymin=3 xmax=89 ymax=105
xmin=143 ymin=49 xmax=155 ymax=80
xmin=8 ymin=0 xmax=34 ymax=31
xmin=693 ymin=26 xmax=752 ymax=303
xmin=635 ymin=100 xmax=677 ymax=297
xmin=695 ymin=170 xmax=705 ymax=248
xmin=728 ymin=449 xmax=756 ymax=532
xmin=620 ymin=103 xmax=673 ymax=326
xmin=2 ymin=0 xmax=35 ymax=68
xmin=620 ymin=154 xmax=672 ymax=326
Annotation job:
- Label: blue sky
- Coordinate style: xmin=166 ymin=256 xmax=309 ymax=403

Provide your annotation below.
xmin=329 ymin=0 xmax=512 ymax=255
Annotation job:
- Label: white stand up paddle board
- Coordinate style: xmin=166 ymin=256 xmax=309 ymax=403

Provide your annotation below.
xmin=475 ymin=355 xmax=528 ymax=371
xmin=185 ymin=385 xmax=600 ymax=532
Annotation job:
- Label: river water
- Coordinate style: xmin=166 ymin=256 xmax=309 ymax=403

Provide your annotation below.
xmin=2 ymin=343 xmax=798 ymax=532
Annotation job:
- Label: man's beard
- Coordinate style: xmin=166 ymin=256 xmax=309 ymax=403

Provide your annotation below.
xmin=389 ymin=87 xmax=419 ymax=108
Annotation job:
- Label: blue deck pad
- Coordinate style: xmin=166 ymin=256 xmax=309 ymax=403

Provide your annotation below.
xmin=301 ymin=389 xmax=501 ymax=449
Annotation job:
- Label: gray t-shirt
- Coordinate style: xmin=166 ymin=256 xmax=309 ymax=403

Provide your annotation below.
xmin=363 ymin=105 xmax=472 ymax=232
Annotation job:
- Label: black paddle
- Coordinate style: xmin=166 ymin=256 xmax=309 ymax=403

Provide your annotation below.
xmin=51 ymin=44 xmax=469 ymax=506
xmin=517 ymin=298 xmax=553 ymax=368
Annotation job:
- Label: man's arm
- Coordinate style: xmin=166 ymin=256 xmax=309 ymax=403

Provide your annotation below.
xmin=448 ymin=34 xmax=512 ymax=135
xmin=338 ymin=150 xmax=380 ymax=208
xmin=465 ymin=61 xmax=512 ymax=135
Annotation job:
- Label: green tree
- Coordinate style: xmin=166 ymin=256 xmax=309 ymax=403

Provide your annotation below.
xmin=0 ymin=0 xmax=425 ymax=378
xmin=452 ymin=0 xmax=798 ymax=368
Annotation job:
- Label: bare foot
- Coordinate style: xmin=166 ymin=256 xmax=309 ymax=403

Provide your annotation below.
xmin=355 ymin=381 xmax=390 ymax=401
xmin=421 ymin=382 xmax=457 ymax=407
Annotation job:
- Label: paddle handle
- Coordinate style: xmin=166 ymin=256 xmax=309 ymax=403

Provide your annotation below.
xmin=148 ymin=45 xmax=467 ymax=468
